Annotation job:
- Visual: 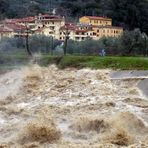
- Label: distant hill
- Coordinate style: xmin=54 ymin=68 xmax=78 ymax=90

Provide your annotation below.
xmin=0 ymin=0 xmax=148 ymax=34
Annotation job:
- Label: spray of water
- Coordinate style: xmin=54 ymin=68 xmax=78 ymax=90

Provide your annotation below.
xmin=0 ymin=65 xmax=148 ymax=147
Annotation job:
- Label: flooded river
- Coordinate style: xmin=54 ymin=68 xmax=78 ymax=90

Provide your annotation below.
xmin=0 ymin=65 xmax=148 ymax=147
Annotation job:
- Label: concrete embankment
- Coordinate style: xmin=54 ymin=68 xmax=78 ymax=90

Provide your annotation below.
xmin=110 ymin=71 xmax=148 ymax=98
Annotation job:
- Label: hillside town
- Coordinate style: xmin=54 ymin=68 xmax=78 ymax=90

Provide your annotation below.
xmin=0 ymin=14 xmax=123 ymax=41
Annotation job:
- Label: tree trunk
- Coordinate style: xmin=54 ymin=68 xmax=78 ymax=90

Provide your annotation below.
xmin=26 ymin=34 xmax=32 ymax=57
xmin=63 ymin=36 xmax=68 ymax=55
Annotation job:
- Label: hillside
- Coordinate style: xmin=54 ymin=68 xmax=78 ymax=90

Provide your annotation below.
xmin=0 ymin=0 xmax=148 ymax=34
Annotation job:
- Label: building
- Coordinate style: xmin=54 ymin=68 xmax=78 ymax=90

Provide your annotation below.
xmin=34 ymin=26 xmax=55 ymax=37
xmin=92 ymin=26 xmax=123 ymax=38
xmin=59 ymin=23 xmax=95 ymax=41
xmin=0 ymin=27 xmax=14 ymax=40
xmin=79 ymin=16 xmax=123 ymax=40
xmin=0 ymin=14 xmax=123 ymax=41
xmin=0 ymin=14 xmax=65 ymax=40
xmin=34 ymin=14 xmax=65 ymax=39
xmin=79 ymin=16 xmax=112 ymax=26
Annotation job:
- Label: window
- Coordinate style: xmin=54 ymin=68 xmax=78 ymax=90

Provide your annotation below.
xmin=75 ymin=37 xmax=80 ymax=40
xmin=76 ymin=32 xmax=79 ymax=35
xmin=50 ymin=26 xmax=55 ymax=30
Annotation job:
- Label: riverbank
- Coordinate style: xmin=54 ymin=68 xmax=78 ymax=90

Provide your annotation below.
xmin=40 ymin=55 xmax=148 ymax=70
xmin=110 ymin=71 xmax=148 ymax=97
xmin=0 ymin=55 xmax=148 ymax=71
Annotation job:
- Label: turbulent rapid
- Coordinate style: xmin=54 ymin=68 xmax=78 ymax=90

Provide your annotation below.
xmin=0 ymin=65 xmax=148 ymax=148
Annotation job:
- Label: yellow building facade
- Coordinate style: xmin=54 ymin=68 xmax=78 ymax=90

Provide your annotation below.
xmin=79 ymin=16 xmax=112 ymax=26
xmin=79 ymin=16 xmax=123 ymax=40
xmin=0 ymin=27 xmax=14 ymax=40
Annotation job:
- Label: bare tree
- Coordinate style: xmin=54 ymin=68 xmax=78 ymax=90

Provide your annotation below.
xmin=61 ymin=25 xmax=71 ymax=55
xmin=24 ymin=23 xmax=32 ymax=57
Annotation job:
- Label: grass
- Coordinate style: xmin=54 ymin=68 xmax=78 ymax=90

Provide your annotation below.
xmin=0 ymin=52 xmax=29 ymax=72
xmin=0 ymin=53 xmax=148 ymax=70
xmin=40 ymin=55 xmax=148 ymax=70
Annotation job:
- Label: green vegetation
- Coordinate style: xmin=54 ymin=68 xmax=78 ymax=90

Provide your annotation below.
xmin=0 ymin=32 xmax=147 ymax=71
xmin=67 ymin=29 xmax=148 ymax=56
xmin=0 ymin=30 xmax=147 ymax=57
xmin=1 ymin=53 xmax=148 ymax=71
xmin=0 ymin=0 xmax=148 ymax=34
xmin=40 ymin=55 xmax=148 ymax=70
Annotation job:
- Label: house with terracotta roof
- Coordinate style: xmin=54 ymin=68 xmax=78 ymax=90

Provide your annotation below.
xmin=33 ymin=26 xmax=55 ymax=37
xmin=0 ymin=27 xmax=14 ymax=40
xmin=2 ymin=23 xmax=29 ymax=37
xmin=34 ymin=13 xmax=65 ymax=40
xmin=59 ymin=23 xmax=96 ymax=41
xmin=0 ymin=14 xmax=123 ymax=41
xmin=79 ymin=16 xmax=123 ymax=39
xmin=80 ymin=16 xmax=112 ymax=26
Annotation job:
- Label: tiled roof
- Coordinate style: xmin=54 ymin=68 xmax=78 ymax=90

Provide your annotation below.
xmin=75 ymin=29 xmax=92 ymax=33
xmin=18 ymin=17 xmax=35 ymax=23
xmin=60 ymin=23 xmax=77 ymax=30
xmin=2 ymin=17 xmax=35 ymax=24
xmin=82 ymin=16 xmax=112 ymax=20
xmin=0 ymin=27 xmax=13 ymax=33
xmin=5 ymin=24 xmax=27 ymax=31
xmin=39 ymin=14 xmax=64 ymax=20
xmin=60 ymin=23 xmax=92 ymax=33
xmin=92 ymin=25 xmax=123 ymax=29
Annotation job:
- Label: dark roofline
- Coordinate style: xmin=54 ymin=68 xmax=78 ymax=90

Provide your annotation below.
xmin=93 ymin=25 xmax=123 ymax=29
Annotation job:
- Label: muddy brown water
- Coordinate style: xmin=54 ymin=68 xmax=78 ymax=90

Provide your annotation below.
xmin=0 ymin=65 xmax=148 ymax=147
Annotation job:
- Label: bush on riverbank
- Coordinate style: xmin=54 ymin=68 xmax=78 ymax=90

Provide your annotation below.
xmin=40 ymin=56 xmax=148 ymax=70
